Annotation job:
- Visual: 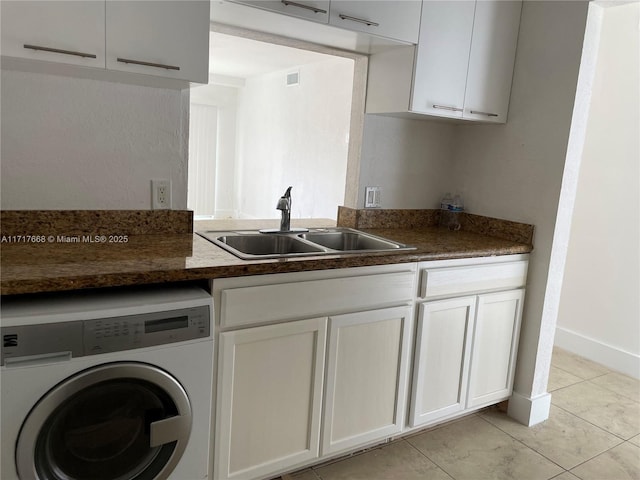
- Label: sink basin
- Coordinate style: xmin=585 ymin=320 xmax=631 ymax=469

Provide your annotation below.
xmin=197 ymin=228 xmax=415 ymax=260
xmin=298 ymin=231 xmax=403 ymax=251
xmin=212 ymin=234 xmax=325 ymax=258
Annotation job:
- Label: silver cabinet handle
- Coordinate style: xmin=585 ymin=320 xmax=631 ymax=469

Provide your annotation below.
xmin=338 ymin=14 xmax=379 ymax=27
xmin=470 ymin=110 xmax=499 ymax=117
xmin=433 ymin=104 xmax=463 ymax=112
xmin=117 ymin=57 xmax=180 ymax=71
xmin=281 ymin=0 xmax=327 ymax=14
xmin=23 ymin=44 xmax=97 ymax=59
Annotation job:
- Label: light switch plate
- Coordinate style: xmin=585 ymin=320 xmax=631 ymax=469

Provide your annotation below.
xmin=364 ymin=186 xmax=381 ymax=208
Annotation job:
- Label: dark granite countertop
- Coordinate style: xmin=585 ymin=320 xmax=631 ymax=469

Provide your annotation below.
xmin=0 ymin=209 xmax=534 ymax=296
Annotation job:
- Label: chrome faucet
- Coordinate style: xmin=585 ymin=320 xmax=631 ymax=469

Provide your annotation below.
xmin=277 ymin=186 xmax=292 ymax=232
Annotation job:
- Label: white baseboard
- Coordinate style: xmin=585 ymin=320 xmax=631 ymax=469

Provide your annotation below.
xmin=554 ymin=326 xmax=640 ymax=379
xmin=507 ymin=391 xmax=552 ymax=426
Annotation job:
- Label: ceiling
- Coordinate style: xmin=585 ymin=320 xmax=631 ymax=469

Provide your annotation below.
xmin=209 ymin=32 xmax=339 ymax=80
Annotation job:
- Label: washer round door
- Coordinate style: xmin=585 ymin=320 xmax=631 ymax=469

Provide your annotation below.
xmin=16 ymin=362 xmax=192 ymax=480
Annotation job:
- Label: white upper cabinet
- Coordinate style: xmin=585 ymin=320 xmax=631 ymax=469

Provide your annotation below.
xmin=410 ymin=1 xmax=475 ymax=118
xmin=462 ymin=0 xmax=522 ymax=122
xmin=367 ymin=0 xmax=523 ymax=123
xmin=1 ymin=1 xmax=210 ymax=85
xmin=229 ymin=0 xmax=330 ymax=24
xmin=106 ymin=1 xmax=210 ymax=83
xmin=328 ymin=0 xmax=422 ymax=43
xmin=0 ymin=1 xmax=105 ymax=68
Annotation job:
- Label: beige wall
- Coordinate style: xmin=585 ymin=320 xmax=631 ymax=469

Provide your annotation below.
xmin=358 ymin=115 xmax=455 ymax=209
xmin=448 ymin=1 xmax=589 ymax=423
xmin=0 ymin=70 xmax=189 ymax=210
xmin=555 ymin=1 xmax=640 ymax=378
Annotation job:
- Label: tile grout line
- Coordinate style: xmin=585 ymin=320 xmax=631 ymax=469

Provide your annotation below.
xmin=475 ymin=415 xmax=569 ymax=475
xmin=401 ymin=438 xmax=457 ymax=480
xmin=547 ymin=373 xmax=639 ymax=403
xmin=548 ymin=377 xmax=589 ymax=395
xmin=479 ymin=408 xmax=634 ymax=473
xmin=561 ymin=439 xmax=639 ymax=475
xmin=548 ymin=402 xmax=633 ymax=443
xmin=582 ymin=377 xmax=640 ymax=404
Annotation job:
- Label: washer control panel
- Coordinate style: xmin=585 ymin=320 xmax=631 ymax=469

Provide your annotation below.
xmin=1 ymin=287 xmax=212 ymax=366
xmin=84 ymin=305 xmax=210 ymax=356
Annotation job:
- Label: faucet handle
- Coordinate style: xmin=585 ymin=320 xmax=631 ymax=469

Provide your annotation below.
xmin=276 ymin=186 xmax=293 ymax=210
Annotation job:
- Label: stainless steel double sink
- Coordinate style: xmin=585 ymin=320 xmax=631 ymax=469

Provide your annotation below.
xmin=197 ymin=228 xmax=415 ymax=260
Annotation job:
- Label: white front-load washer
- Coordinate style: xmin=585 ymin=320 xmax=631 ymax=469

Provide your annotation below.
xmin=1 ymin=285 xmax=214 ymax=480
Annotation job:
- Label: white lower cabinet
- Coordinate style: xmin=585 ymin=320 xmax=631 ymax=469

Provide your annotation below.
xmin=214 ymin=317 xmax=327 ymax=480
xmin=322 ymin=306 xmax=412 ymax=455
xmin=212 ymin=259 xmax=527 ymax=479
xmin=410 ymin=257 xmax=527 ymax=428
xmin=410 ymin=296 xmax=476 ymax=427
xmin=467 ymin=289 xmax=524 ymax=409
xmin=212 ymin=264 xmax=416 ymax=480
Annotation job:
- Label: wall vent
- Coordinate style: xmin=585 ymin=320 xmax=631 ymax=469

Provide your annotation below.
xmin=286 ymin=71 xmax=300 ymax=86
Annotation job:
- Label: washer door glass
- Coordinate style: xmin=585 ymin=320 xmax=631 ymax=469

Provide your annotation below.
xmin=17 ymin=363 xmax=192 ymax=480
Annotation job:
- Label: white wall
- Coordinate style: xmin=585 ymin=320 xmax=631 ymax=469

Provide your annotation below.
xmin=190 ymin=83 xmax=239 ymax=217
xmin=447 ymin=1 xmax=589 ymax=424
xmin=358 ymin=115 xmax=455 ymax=209
xmin=555 ymin=1 xmax=640 ymax=378
xmin=0 ymin=70 xmax=189 ymax=210
xmin=236 ymin=58 xmax=353 ymax=220
xmin=188 ymin=103 xmax=218 ymax=217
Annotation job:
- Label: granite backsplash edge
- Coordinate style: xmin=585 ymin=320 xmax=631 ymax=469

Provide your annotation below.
xmin=337 ymin=206 xmax=534 ymax=246
xmin=0 ymin=208 xmax=534 ymax=246
xmin=0 ymin=210 xmax=194 ymax=235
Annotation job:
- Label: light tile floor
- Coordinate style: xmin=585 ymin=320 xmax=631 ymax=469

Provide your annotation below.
xmin=290 ymin=347 xmax=640 ymax=480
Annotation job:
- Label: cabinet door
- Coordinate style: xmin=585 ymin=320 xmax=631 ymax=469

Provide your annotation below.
xmin=322 ymin=306 xmax=412 ymax=455
xmin=0 ymin=1 xmax=105 ymax=68
xmin=329 ymin=1 xmax=422 ymax=44
xmin=467 ymin=289 xmax=524 ymax=408
xmin=229 ymin=0 xmax=329 ymax=23
xmin=410 ymin=1 xmax=475 ymax=118
xmin=463 ymin=0 xmax=522 ymax=123
xmin=106 ymin=0 xmax=210 ymax=83
xmin=215 ymin=318 xmax=327 ymax=480
xmin=410 ymin=297 xmax=476 ymax=427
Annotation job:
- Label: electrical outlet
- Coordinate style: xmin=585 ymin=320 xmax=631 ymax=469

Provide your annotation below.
xmin=364 ymin=186 xmax=381 ymax=208
xmin=152 ymin=179 xmax=171 ymax=210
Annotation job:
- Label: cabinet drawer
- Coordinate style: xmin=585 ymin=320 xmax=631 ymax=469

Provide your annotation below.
xmin=221 ymin=271 xmax=415 ymax=328
xmin=420 ymin=260 xmax=527 ymax=298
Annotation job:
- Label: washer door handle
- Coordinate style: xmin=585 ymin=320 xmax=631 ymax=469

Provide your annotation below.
xmin=150 ymin=415 xmax=190 ymax=447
